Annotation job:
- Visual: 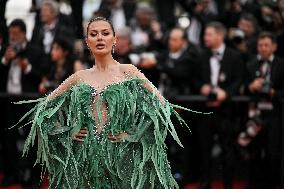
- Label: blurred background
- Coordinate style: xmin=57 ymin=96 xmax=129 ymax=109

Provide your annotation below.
xmin=0 ymin=0 xmax=284 ymax=188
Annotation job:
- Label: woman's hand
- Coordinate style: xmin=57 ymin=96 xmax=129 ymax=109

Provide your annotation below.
xmin=72 ymin=128 xmax=128 ymax=143
xmin=72 ymin=128 xmax=88 ymax=142
xmin=108 ymin=132 xmax=128 ymax=143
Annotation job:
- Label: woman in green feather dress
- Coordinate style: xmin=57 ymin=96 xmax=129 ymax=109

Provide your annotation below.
xmin=15 ymin=17 xmax=198 ymax=189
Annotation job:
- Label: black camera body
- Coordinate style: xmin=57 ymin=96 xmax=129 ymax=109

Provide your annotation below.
xmin=12 ymin=43 xmax=26 ymax=58
xmin=208 ymin=91 xmax=217 ymax=100
xmin=232 ymin=28 xmax=245 ymax=45
xmin=258 ymin=79 xmax=271 ymax=98
xmin=261 ymin=80 xmax=271 ymax=94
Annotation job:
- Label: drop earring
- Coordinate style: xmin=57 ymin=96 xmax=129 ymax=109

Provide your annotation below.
xmin=112 ymin=44 xmax=115 ymax=54
xmin=86 ymin=41 xmax=92 ymax=54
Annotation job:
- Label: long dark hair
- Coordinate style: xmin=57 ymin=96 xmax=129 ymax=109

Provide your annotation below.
xmin=48 ymin=36 xmax=75 ymax=83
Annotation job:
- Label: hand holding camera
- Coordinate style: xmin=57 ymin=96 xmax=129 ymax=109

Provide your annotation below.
xmin=201 ymin=85 xmax=227 ymax=107
xmin=202 ymin=85 xmax=227 ymax=101
xmin=3 ymin=46 xmax=17 ymax=64
xmin=249 ymin=77 xmax=274 ymax=97
xmin=16 ymin=57 xmax=29 ymax=71
xmin=3 ymin=44 xmax=30 ymax=72
xmin=215 ymin=87 xmax=227 ymax=102
xmin=249 ymin=78 xmax=264 ymax=93
xmin=200 ymin=84 xmax=212 ymax=96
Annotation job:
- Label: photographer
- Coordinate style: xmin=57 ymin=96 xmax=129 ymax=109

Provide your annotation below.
xmin=227 ymin=27 xmax=253 ymax=63
xmin=246 ymin=32 xmax=284 ymax=98
xmin=0 ymin=19 xmax=47 ymax=187
xmin=193 ymin=22 xmax=244 ymax=189
xmin=0 ymin=19 xmax=48 ymax=94
xmin=244 ymin=31 xmax=284 ymax=189
xmin=156 ymin=27 xmax=198 ymax=97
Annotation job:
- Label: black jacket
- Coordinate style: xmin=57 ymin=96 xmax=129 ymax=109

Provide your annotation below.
xmin=245 ymin=55 xmax=284 ymax=98
xmin=0 ymin=42 xmax=48 ymax=93
xmin=157 ymin=45 xmax=200 ymax=96
xmin=193 ymin=47 xmax=245 ymax=97
xmin=31 ymin=14 xmax=75 ymax=53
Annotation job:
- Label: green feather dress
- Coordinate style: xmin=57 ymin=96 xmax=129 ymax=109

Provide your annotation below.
xmin=15 ymin=76 xmax=193 ymax=189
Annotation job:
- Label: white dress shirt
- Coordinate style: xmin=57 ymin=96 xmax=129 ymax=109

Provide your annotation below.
xmin=43 ymin=20 xmax=57 ymax=54
xmin=111 ymin=7 xmax=126 ymax=31
xmin=210 ymin=43 xmax=225 ymax=87
xmin=7 ymin=60 xmax=22 ymax=94
xmin=257 ymin=54 xmax=274 ymax=80
xmin=4 ymin=42 xmax=31 ymax=94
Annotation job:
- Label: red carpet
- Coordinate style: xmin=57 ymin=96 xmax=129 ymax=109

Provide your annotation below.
xmin=185 ymin=180 xmax=246 ymax=189
xmin=0 ymin=173 xmax=48 ymax=189
xmin=0 ymin=177 xmax=280 ymax=189
xmin=0 ymin=180 xmax=246 ymax=189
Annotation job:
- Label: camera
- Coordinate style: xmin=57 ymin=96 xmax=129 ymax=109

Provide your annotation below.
xmin=208 ymin=91 xmax=217 ymax=100
xmin=207 ymin=87 xmax=218 ymax=100
xmin=232 ymin=28 xmax=245 ymax=45
xmin=12 ymin=43 xmax=26 ymax=58
xmin=260 ymin=79 xmax=271 ymax=97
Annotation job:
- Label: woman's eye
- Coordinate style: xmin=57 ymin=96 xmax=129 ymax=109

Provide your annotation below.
xmin=103 ymin=32 xmax=109 ymax=36
xmin=90 ymin=33 xmax=97 ymax=37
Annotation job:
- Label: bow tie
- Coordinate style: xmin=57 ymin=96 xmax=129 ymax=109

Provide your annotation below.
xmin=212 ymin=51 xmax=222 ymax=61
xmin=259 ymin=59 xmax=271 ymax=65
xmin=213 ymin=51 xmax=220 ymax=56
xmin=44 ymin=25 xmax=56 ymax=33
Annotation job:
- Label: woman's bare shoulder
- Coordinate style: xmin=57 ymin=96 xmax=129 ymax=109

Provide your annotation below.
xmin=75 ymin=68 xmax=92 ymax=80
xmin=119 ymin=64 xmax=139 ymax=76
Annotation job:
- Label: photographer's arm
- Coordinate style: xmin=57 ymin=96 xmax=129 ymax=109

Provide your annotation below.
xmin=1 ymin=46 xmax=16 ymax=65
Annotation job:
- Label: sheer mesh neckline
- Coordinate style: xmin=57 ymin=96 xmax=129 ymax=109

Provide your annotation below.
xmin=79 ymin=76 xmax=145 ymax=95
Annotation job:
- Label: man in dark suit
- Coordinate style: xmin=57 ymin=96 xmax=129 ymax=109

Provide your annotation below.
xmin=155 ymin=27 xmax=201 ymax=187
xmin=31 ymin=0 xmax=75 ymax=55
xmin=0 ymin=19 xmax=46 ymax=187
xmin=194 ymin=23 xmax=244 ymax=101
xmin=157 ymin=27 xmax=199 ymax=97
xmin=0 ymin=19 xmax=47 ymax=93
xmin=246 ymin=32 xmax=284 ymax=98
xmin=245 ymin=32 xmax=284 ymax=189
xmin=193 ymin=22 xmax=244 ymax=189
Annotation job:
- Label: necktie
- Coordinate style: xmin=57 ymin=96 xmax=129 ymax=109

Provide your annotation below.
xmin=259 ymin=59 xmax=271 ymax=79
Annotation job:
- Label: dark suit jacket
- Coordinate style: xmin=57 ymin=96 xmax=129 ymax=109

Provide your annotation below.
xmin=0 ymin=42 xmax=48 ymax=93
xmin=245 ymin=56 xmax=284 ymax=98
xmin=193 ymin=47 xmax=245 ymax=97
xmin=31 ymin=14 xmax=75 ymax=53
xmin=157 ymin=45 xmax=200 ymax=96
xmin=98 ymin=0 xmax=136 ymax=26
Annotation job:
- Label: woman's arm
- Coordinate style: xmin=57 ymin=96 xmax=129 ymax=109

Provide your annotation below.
xmin=123 ymin=64 xmax=165 ymax=104
xmin=47 ymin=71 xmax=80 ymax=100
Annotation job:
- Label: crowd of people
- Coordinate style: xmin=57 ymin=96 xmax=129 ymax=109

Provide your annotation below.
xmin=0 ymin=0 xmax=284 ymax=188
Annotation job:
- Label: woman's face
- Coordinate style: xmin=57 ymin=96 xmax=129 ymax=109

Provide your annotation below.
xmin=87 ymin=20 xmax=116 ymax=56
xmin=51 ymin=43 xmax=67 ymax=62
